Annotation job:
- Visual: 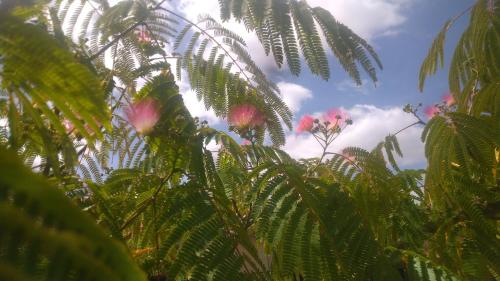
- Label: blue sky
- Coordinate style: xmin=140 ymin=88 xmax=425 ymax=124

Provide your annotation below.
xmin=292 ymin=0 xmax=472 ymax=110
xmin=174 ymin=0 xmax=474 ymax=167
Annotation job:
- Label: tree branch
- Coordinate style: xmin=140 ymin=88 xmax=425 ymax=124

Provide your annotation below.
xmin=158 ymin=7 xmax=253 ymax=85
xmin=393 ymin=120 xmax=425 ymax=136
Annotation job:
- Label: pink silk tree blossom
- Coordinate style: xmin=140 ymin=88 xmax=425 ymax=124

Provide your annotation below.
xmin=296 ymin=115 xmax=315 ymax=133
xmin=228 ymin=104 xmax=265 ymax=129
xmin=424 ymin=105 xmax=440 ymax=119
xmin=323 ymin=108 xmax=349 ymax=127
xmin=125 ymin=98 xmax=161 ymax=134
xmin=136 ymin=29 xmax=151 ymax=43
xmin=442 ymin=93 xmax=455 ymax=106
xmin=63 ymin=119 xmax=75 ymax=133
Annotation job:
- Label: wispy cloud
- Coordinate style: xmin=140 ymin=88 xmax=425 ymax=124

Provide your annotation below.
xmin=307 ymin=0 xmax=413 ymax=41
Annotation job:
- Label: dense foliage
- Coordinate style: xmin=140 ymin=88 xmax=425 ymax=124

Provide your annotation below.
xmin=0 ymin=0 xmax=498 ymax=280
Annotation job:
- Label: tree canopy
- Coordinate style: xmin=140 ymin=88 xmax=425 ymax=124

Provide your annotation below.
xmin=0 ymin=0 xmax=498 ymax=280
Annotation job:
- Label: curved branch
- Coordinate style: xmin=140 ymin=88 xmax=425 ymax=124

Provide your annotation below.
xmin=158 ymin=7 xmax=253 ymax=85
xmin=393 ymin=120 xmax=425 ymax=136
xmin=449 ymin=3 xmax=475 ymax=26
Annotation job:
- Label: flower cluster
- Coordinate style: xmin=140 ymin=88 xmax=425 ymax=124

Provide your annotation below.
xmin=295 ymin=108 xmax=353 ymax=164
xmin=424 ymin=93 xmax=456 ymax=119
xmin=296 ymin=115 xmax=314 ymax=133
xmin=63 ymin=119 xmax=75 ymax=133
xmin=442 ymin=94 xmax=455 ymax=106
xmin=228 ymin=104 xmax=266 ymax=130
xmin=227 ymin=104 xmax=267 ymax=144
xmin=296 ymin=108 xmax=351 ymax=134
xmin=125 ymin=98 xmax=161 ymax=135
xmin=424 ymin=105 xmax=440 ymax=119
xmin=324 ymin=108 xmax=349 ymax=125
xmin=135 ymin=28 xmax=151 ymax=44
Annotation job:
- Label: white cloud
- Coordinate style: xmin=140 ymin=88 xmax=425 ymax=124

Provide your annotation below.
xmin=283 ymin=104 xmax=426 ymax=167
xmin=277 ymin=82 xmax=313 ymax=113
xmin=177 ymin=0 xmax=220 ymax=20
xmin=306 ymin=0 xmax=411 ymax=40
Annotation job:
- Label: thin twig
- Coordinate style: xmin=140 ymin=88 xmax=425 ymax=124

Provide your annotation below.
xmin=158 ymin=7 xmax=253 ymax=84
xmin=393 ymin=120 xmax=425 ymax=136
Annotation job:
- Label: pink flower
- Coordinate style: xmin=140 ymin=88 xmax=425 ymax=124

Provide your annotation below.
xmin=442 ymin=93 xmax=455 ymax=106
xmin=136 ymin=29 xmax=151 ymax=43
xmin=322 ymin=108 xmax=349 ymax=127
xmin=424 ymin=105 xmax=440 ymax=119
xmin=228 ymin=104 xmax=265 ymax=129
xmin=125 ymin=98 xmax=161 ymax=134
xmin=296 ymin=115 xmax=315 ymax=133
xmin=63 ymin=119 xmax=75 ymax=133
xmin=241 ymin=139 xmax=251 ymax=146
